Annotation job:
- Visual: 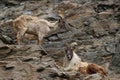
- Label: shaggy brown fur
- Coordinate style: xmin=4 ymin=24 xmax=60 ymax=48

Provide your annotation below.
xmin=87 ymin=63 xmax=106 ymax=75
xmin=12 ymin=15 xmax=58 ymax=45
xmin=79 ymin=63 xmax=106 ymax=76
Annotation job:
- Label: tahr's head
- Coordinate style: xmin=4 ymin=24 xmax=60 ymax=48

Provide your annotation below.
xmin=65 ymin=42 xmax=77 ymax=61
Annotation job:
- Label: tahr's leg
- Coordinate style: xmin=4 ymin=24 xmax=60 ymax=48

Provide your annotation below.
xmin=37 ymin=32 xmax=44 ymax=45
xmin=17 ymin=32 xmax=21 ymax=45
xmin=17 ymin=28 xmax=27 ymax=45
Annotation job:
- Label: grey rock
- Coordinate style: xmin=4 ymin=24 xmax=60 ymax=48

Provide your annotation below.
xmin=0 ymin=45 xmax=12 ymax=58
xmin=0 ymin=35 xmax=14 ymax=44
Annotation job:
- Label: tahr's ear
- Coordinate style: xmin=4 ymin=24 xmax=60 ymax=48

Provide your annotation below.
xmin=70 ymin=42 xmax=77 ymax=50
xmin=65 ymin=43 xmax=72 ymax=50
xmin=65 ymin=43 xmax=69 ymax=47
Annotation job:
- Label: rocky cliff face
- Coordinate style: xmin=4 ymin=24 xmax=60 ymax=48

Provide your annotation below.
xmin=0 ymin=0 xmax=120 ymax=80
